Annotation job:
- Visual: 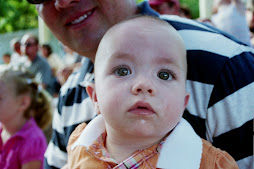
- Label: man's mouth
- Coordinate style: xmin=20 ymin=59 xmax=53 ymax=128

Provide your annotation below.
xmin=66 ymin=8 xmax=95 ymax=26
xmin=71 ymin=11 xmax=92 ymax=24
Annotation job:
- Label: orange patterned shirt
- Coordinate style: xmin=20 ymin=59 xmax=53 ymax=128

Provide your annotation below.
xmin=67 ymin=123 xmax=239 ymax=169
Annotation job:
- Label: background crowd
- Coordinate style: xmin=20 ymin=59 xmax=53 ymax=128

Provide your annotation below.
xmin=1 ymin=34 xmax=83 ymax=96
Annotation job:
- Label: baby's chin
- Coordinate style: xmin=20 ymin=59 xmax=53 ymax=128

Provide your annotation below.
xmin=119 ymin=120 xmax=171 ymax=139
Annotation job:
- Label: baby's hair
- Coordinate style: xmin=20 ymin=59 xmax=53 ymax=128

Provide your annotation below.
xmin=0 ymin=66 xmax=52 ymax=130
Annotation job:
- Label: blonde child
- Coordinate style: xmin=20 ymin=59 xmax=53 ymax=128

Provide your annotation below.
xmin=0 ymin=66 xmax=52 ymax=169
xmin=67 ymin=16 xmax=238 ymax=169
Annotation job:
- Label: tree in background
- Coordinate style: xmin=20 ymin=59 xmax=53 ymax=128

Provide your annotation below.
xmin=0 ymin=0 xmax=38 ymax=33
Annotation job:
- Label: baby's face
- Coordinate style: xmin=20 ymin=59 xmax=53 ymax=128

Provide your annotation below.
xmin=94 ymin=18 xmax=189 ymax=139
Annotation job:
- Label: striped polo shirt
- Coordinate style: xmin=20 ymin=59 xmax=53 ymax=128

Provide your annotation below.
xmin=44 ymin=1 xmax=254 ymax=169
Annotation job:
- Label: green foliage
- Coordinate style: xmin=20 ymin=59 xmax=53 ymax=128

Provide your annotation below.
xmin=136 ymin=0 xmax=146 ymax=3
xmin=0 ymin=0 xmax=38 ymax=33
xmin=180 ymin=0 xmax=199 ymax=19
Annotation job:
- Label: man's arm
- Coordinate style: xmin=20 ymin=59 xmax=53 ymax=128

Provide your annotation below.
xmin=206 ymin=50 xmax=254 ymax=167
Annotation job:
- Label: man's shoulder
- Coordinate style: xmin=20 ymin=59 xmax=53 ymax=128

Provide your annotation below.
xmin=160 ymin=15 xmax=252 ymax=49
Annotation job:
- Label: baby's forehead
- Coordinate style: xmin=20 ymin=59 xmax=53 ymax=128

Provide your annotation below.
xmin=95 ymin=16 xmax=186 ymax=69
xmin=97 ymin=19 xmax=174 ymax=54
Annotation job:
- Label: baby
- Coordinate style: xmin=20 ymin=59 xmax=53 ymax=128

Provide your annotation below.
xmin=67 ymin=15 xmax=238 ymax=169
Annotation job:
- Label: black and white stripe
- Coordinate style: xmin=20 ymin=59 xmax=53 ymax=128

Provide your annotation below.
xmin=160 ymin=12 xmax=254 ymax=169
xmin=44 ymin=58 xmax=96 ymax=169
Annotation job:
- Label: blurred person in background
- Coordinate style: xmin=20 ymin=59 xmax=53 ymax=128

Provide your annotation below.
xmin=62 ymin=45 xmax=82 ymax=67
xmin=211 ymin=0 xmax=251 ymax=45
xmin=2 ymin=53 xmax=11 ymax=65
xmin=149 ymin=0 xmax=180 ymax=15
xmin=0 ymin=67 xmax=52 ymax=169
xmin=41 ymin=44 xmax=62 ymax=97
xmin=41 ymin=44 xmax=64 ymax=77
xmin=21 ymin=34 xmax=56 ymax=96
xmin=179 ymin=5 xmax=192 ymax=19
xmin=149 ymin=0 xmax=192 ymax=19
xmin=9 ymin=37 xmax=30 ymax=67
xmin=0 ymin=53 xmax=11 ymax=72
xmin=57 ymin=45 xmax=82 ymax=85
xmin=246 ymin=0 xmax=254 ymax=32
xmin=246 ymin=0 xmax=254 ymax=46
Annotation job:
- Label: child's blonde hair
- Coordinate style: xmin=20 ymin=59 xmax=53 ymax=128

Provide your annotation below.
xmin=0 ymin=66 xmax=52 ymax=130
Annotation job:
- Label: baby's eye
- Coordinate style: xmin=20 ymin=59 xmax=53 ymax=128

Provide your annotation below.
xmin=157 ymin=70 xmax=173 ymax=80
xmin=114 ymin=67 xmax=131 ymax=76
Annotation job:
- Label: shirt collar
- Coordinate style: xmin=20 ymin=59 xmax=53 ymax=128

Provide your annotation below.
xmin=156 ymin=118 xmax=202 ymax=169
xmin=72 ymin=115 xmax=202 ymax=169
xmin=14 ymin=118 xmax=37 ymax=138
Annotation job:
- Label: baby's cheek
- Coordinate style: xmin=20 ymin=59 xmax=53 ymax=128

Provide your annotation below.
xmin=164 ymin=103 xmax=183 ymax=120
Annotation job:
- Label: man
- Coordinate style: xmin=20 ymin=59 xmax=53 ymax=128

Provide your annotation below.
xmin=149 ymin=0 xmax=181 ymax=15
xmin=21 ymin=34 xmax=56 ymax=96
xmin=26 ymin=0 xmax=253 ymax=169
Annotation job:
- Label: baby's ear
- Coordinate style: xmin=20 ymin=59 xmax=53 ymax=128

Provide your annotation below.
xmin=184 ymin=91 xmax=190 ymax=108
xmin=86 ymin=83 xmax=100 ymax=115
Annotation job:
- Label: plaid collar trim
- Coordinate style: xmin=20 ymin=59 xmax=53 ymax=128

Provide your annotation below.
xmin=86 ymin=131 xmax=164 ymax=169
xmin=72 ymin=116 xmax=202 ymax=169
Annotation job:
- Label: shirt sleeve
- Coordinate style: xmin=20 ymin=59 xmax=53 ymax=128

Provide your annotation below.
xmin=206 ymin=49 xmax=254 ymax=165
xmin=200 ymin=139 xmax=239 ymax=169
xmin=214 ymin=150 xmax=239 ymax=169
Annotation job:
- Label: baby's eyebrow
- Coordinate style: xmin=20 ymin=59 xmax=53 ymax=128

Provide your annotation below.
xmin=155 ymin=56 xmax=187 ymax=74
xmin=155 ymin=57 xmax=176 ymax=65
xmin=155 ymin=56 xmax=181 ymax=68
xmin=108 ymin=52 xmax=135 ymax=62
